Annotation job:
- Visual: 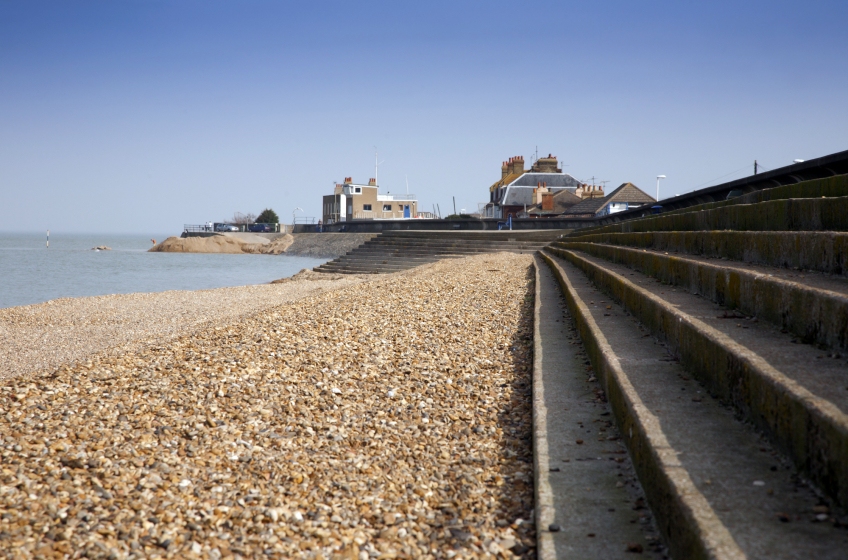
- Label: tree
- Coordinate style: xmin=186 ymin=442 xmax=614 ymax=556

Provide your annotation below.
xmin=231 ymin=212 xmax=257 ymax=225
xmin=255 ymin=208 xmax=279 ymax=224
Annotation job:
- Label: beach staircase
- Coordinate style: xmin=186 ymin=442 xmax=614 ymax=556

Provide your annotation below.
xmin=533 ymin=173 xmax=848 ymax=558
xmin=313 ymin=230 xmax=561 ymax=274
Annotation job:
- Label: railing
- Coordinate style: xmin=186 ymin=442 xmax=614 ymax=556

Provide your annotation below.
xmin=184 ymin=223 xmax=284 ymax=233
xmin=293 ymin=217 xmax=317 ymax=225
xmin=184 ymin=224 xmax=213 ymax=232
xmin=379 ymin=194 xmax=417 ymax=201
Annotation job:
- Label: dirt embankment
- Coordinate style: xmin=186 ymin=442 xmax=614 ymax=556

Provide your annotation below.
xmin=149 ymin=233 xmax=375 ymax=258
xmin=149 ymin=234 xmax=294 ymax=255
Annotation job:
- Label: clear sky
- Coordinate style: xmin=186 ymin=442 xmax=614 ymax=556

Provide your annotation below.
xmin=2 ymin=0 xmax=846 ymax=233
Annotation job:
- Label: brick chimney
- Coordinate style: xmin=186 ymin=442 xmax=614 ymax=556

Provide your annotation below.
xmin=542 ymin=192 xmax=554 ymax=211
xmin=502 ymin=155 xmax=525 ymax=178
xmin=534 ymin=181 xmax=549 ymax=204
xmin=344 ymin=176 xmax=352 ymax=184
xmin=368 ymin=178 xmax=376 ymax=186
xmin=531 ymin=154 xmax=559 ymax=173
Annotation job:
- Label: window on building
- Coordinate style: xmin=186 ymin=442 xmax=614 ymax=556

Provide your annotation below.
xmin=354 ymin=187 xmax=361 ymax=194
xmin=383 ymin=204 xmax=392 ymax=211
xmin=363 ymin=204 xmax=372 ymax=211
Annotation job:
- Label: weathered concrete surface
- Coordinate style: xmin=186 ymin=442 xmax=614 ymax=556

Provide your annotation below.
xmin=554 ymin=241 xmax=848 ymax=352
xmin=542 ymin=252 xmax=848 ymax=559
xmin=547 ymin=246 xmax=848 ymax=508
xmin=591 ymin=196 xmax=848 ymax=234
xmin=560 ymin=231 xmax=848 ymax=276
xmin=574 ymin=175 xmax=848 ymax=237
xmin=658 ymin=174 xmax=848 ymax=217
xmin=531 ymin=257 xmax=660 ymax=559
xmin=541 ymin=252 xmax=745 ymax=560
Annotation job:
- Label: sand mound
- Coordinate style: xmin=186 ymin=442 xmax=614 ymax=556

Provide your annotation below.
xmin=241 ymin=235 xmax=294 ymax=255
xmin=149 ymin=234 xmax=294 ymax=255
xmin=149 ymin=235 xmax=247 ymax=254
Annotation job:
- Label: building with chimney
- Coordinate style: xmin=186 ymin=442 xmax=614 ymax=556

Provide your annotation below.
xmin=563 ymin=182 xmax=656 ymax=218
xmin=526 ymin=187 xmax=583 ymax=217
xmin=483 ymin=154 xmax=601 ymax=219
xmin=322 ymin=177 xmax=418 ymax=224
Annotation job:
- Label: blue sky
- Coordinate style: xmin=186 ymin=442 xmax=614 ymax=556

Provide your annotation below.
xmin=2 ymin=0 xmax=846 ymax=233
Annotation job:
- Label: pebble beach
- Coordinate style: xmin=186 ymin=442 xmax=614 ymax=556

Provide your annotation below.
xmin=0 ymin=253 xmax=536 ymax=559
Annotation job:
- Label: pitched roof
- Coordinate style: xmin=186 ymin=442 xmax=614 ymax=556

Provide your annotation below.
xmin=489 ymin=173 xmax=523 ymax=192
xmin=605 ymin=182 xmax=655 ymax=204
xmin=527 ymin=189 xmax=582 ymax=215
xmin=563 ymin=197 xmax=607 ymax=215
xmin=510 ymin=173 xmax=582 ymax=187
xmin=563 ymin=182 xmax=655 ymax=216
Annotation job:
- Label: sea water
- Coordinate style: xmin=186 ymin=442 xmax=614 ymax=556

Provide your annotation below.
xmin=0 ymin=232 xmax=328 ymax=309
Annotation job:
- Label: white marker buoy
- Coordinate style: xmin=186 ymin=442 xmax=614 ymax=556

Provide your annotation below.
xmin=46 ymin=230 xmax=49 ymax=249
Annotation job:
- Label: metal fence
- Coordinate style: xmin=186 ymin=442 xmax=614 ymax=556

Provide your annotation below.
xmin=183 ymin=223 xmax=285 ymax=233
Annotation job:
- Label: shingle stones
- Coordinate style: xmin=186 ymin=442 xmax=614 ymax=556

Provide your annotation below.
xmin=0 ymin=253 xmax=536 ymax=559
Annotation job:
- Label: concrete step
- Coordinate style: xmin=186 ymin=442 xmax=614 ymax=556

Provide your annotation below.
xmin=322 ymin=260 xmax=438 ymax=270
xmin=544 ymin=247 xmax=848 ymax=509
xmin=531 ymin=256 xmax=667 ymax=558
xmin=572 ymin=174 xmax=848 ymax=238
xmin=381 ymin=231 xmax=565 ymax=241
xmin=570 ymin=190 xmax=848 ymax=238
xmin=541 ymin=251 xmax=848 ymax=559
xmin=333 ymin=253 xmax=450 ymax=263
xmin=348 ymin=247 xmax=545 ymax=257
xmin=315 ymin=231 xmax=551 ymax=275
xmin=315 ymin=263 xmax=425 ymax=274
xmin=550 ymin=241 xmax=848 ymax=353
xmin=557 ymin=231 xmax=848 ymax=277
xmin=656 ymin=174 xmax=848 ymax=219
xmin=358 ymin=241 xmax=551 ymax=250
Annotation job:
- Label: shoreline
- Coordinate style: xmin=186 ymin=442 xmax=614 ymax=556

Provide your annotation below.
xmin=0 ymin=269 xmax=370 ymax=382
xmin=149 ymin=232 xmax=377 ymax=258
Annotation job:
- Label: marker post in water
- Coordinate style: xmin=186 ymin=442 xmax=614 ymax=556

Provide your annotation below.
xmin=46 ymin=230 xmax=49 ymax=249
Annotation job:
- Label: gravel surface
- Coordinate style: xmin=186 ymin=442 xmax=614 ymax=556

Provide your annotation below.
xmin=0 ymin=253 xmax=535 ymax=559
xmin=0 ymin=271 xmax=369 ymax=382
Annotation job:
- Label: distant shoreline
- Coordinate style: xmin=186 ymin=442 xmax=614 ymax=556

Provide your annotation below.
xmin=149 ymin=232 xmax=377 ymax=258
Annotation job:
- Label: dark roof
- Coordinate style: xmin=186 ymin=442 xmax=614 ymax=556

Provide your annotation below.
xmin=511 ymin=173 xmax=582 ymax=187
xmin=563 ymin=197 xmax=607 ymax=215
xmin=502 ymin=185 xmax=575 ymax=206
xmin=564 ymin=182 xmax=655 ymax=216
xmin=528 ymin=189 xmax=582 ymax=215
xmin=605 ymin=182 xmax=655 ymax=204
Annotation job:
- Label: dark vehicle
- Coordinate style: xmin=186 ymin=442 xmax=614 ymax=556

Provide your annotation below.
xmin=249 ymin=223 xmax=274 ymax=232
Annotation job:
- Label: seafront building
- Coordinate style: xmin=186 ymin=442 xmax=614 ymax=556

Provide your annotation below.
xmin=483 ymin=154 xmax=603 ymax=219
xmin=322 ymin=177 xmax=418 ymax=225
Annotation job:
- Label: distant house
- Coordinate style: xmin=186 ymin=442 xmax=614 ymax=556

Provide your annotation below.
xmin=483 ymin=154 xmax=604 ymax=219
xmin=526 ymin=186 xmax=583 ymax=218
xmin=322 ymin=177 xmax=418 ymax=224
xmin=564 ymin=182 xmax=655 ymax=218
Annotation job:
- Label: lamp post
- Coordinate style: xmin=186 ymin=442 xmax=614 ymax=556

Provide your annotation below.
xmin=656 ymin=175 xmax=666 ymax=202
xmin=292 ymin=207 xmax=304 ymax=230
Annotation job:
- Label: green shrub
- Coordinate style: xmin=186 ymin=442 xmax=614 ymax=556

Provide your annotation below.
xmin=255 ymin=208 xmax=279 ymax=224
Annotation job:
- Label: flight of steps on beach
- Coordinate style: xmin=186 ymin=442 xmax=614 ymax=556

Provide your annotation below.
xmin=537 ymin=173 xmax=848 ymax=558
xmin=314 ymin=230 xmax=560 ymax=274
